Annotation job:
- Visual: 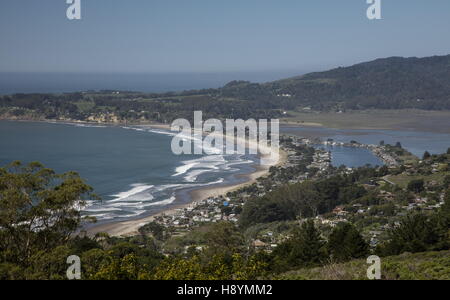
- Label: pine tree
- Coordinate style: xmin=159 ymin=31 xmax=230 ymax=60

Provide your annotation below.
xmin=434 ymin=190 xmax=450 ymax=250
xmin=288 ymin=220 xmax=326 ymax=267
xmin=407 ymin=179 xmax=425 ymax=193
xmin=443 ymin=189 xmax=450 ymax=214
xmin=423 ymin=151 xmax=431 ymax=160
xmin=444 ymin=176 xmax=450 ymax=189
xmin=381 ymin=214 xmax=440 ymax=256
xmin=327 ymin=223 xmax=369 ymax=262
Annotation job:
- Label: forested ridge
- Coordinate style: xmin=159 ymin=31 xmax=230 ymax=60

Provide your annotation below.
xmin=267 ymin=55 xmax=450 ymax=110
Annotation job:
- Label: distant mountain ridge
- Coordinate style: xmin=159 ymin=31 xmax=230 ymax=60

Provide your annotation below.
xmin=219 ymin=54 xmax=450 ymax=110
xmin=1 ymin=54 xmax=450 ymax=125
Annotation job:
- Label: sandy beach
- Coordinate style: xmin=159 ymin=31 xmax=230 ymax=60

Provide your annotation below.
xmin=85 ymin=125 xmax=288 ymax=237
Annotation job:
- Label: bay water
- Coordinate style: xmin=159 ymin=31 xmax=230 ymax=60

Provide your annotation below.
xmin=0 ymin=121 xmax=256 ymax=223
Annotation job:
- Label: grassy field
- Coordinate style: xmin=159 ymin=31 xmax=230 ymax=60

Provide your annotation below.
xmin=280 ymin=109 xmax=450 ymax=134
xmin=277 ymin=250 xmax=450 ymax=280
xmin=74 ymin=100 xmax=95 ymax=112
xmin=386 ymin=172 xmax=450 ymax=189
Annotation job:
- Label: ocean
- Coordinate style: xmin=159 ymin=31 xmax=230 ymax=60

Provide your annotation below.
xmin=0 ymin=71 xmax=304 ymax=95
xmin=0 ymin=121 xmax=257 ymax=223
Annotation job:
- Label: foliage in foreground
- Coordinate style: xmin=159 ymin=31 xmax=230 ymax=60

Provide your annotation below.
xmin=0 ymin=161 xmax=94 ymax=273
xmin=277 ymin=250 xmax=450 ymax=280
xmin=1 ymin=162 xmax=449 ymax=280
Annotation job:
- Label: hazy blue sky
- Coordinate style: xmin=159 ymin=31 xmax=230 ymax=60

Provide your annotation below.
xmin=1 ymin=0 xmax=450 ymax=73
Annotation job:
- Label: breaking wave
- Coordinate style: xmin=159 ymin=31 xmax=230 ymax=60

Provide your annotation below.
xmin=83 ymin=125 xmax=256 ymax=222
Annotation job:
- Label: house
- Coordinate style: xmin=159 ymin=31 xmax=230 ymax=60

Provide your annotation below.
xmin=332 ymin=206 xmax=345 ymax=214
xmin=253 ymin=240 xmax=267 ymax=248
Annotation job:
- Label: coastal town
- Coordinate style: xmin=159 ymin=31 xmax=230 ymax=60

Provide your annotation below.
xmin=148 ymin=136 xmax=326 ymax=231
xmin=137 ymin=134 xmax=449 ymax=254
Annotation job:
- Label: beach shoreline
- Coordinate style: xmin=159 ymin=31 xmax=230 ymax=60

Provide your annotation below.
xmin=84 ymin=124 xmax=288 ymax=237
xmin=0 ymin=119 xmax=287 ymax=237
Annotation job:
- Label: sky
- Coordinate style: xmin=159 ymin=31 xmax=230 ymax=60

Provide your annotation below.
xmin=1 ymin=0 xmax=450 ymax=74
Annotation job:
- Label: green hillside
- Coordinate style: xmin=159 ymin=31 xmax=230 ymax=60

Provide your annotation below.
xmin=278 ymin=250 xmax=450 ymax=280
xmin=267 ymin=55 xmax=450 ymax=110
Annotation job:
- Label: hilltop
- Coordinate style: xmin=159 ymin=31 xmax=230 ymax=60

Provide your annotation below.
xmin=220 ymin=54 xmax=450 ymax=111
